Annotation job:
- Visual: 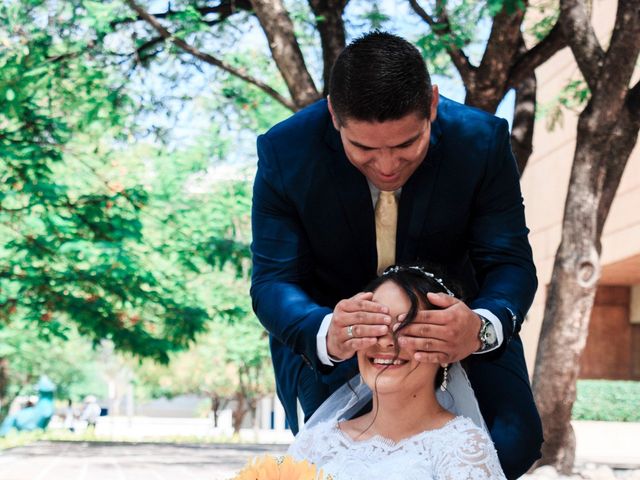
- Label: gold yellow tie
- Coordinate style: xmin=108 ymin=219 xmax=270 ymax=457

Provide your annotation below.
xmin=375 ymin=190 xmax=398 ymax=275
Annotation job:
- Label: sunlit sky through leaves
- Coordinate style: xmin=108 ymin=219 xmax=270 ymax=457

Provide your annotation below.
xmin=131 ymin=0 xmax=515 ymax=182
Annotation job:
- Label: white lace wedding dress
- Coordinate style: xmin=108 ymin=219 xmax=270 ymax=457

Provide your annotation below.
xmin=288 ymin=415 xmax=506 ymax=480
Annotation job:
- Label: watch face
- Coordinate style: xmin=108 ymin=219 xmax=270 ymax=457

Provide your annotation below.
xmin=480 ymin=319 xmax=497 ymax=347
xmin=485 ymin=328 xmax=497 ymax=344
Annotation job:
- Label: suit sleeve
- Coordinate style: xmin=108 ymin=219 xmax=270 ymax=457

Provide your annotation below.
xmin=250 ymin=133 xmax=332 ymax=371
xmin=467 ymin=119 xmax=538 ymax=348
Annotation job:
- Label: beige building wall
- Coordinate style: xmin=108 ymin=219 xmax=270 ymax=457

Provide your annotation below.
xmin=520 ymin=0 xmax=640 ymax=371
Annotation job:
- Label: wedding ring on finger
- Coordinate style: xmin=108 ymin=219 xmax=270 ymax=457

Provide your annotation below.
xmin=347 ymin=325 xmax=355 ymax=338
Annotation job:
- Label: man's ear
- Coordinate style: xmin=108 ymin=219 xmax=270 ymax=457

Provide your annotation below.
xmin=430 ymin=85 xmax=439 ymax=122
xmin=327 ymin=95 xmax=341 ymax=130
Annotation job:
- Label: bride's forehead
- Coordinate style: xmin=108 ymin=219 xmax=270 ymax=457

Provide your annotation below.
xmin=372 ymin=281 xmax=411 ymax=306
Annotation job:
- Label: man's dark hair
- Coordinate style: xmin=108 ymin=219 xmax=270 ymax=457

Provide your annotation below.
xmin=328 ymin=31 xmax=433 ymax=125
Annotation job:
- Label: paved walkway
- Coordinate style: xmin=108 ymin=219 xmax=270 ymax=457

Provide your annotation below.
xmin=573 ymin=421 xmax=640 ymax=469
xmin=0 ymin=420 xmax=638 ymax=479
xmin=0 ymin=441 xmax=287 ymax=480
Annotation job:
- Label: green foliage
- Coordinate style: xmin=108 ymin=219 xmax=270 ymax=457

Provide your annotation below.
xmin=572 ymin=380 xmax=640 ymax=422
xmin=219 ymin=52 xmax=293 ymax=131
xmin=358 ymin=2 xmax=391 ymax=31
xmin=538 ymin=79 xmax=590 ymax=131
xmin=1 ymin=0 xmax=279 ymax=408
xmin=415 ymin=1 xmax=485 ymax=77
xmin=135 ymin=315 xmax=272 ymax=401
xmin=133 ymin=169 xmax=273 ymax=409
xmin=527 ymin=1 xmax=559 ymax=41
xmin=0 ymin=0 xmax=209 ymax=365
xmin=485 ymin=0 xmax=526 ymax=17
xmin=0 ymin=321 xmax=106 ymax=405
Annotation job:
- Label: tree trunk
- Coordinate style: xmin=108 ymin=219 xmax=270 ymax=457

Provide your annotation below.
xmin=511 ymin=72 xmax=537 ymax=175
xmin=533 ymin=104 xmax=640 ymax=473
xmin=249 ymin=0 xmax=320 ymax=108
xmin=534 ymin=0 xmax=640 ymax=471
xmin=308 ymin=0 xmax=348 ymax=95
xmin=232 ymin=392 xmax=248 ymax=434
xmin=210 ymin=394 xmax=221 ymax=428
xmin=0 ymin=358 xmax=8 ymax=420
xmin=510 ymin=33 xmax=537 ymax=175
xmin=531 ymin=229 xmax=598 ymax=471
xmin=464 ymin=7 xmax=525 ymax=112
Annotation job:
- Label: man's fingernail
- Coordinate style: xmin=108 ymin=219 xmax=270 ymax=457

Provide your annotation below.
xmin=383 ymin=316 xmax=391 ymax=324
xmin=398 ymin=314 xmax=406 ymax=321
xmin=392 ymin=323 xmax=399 ymax=332
xmin=380 ymin=306 xmax=389 ymax=314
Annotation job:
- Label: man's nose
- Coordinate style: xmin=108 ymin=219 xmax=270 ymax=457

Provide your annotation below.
xmin=377 ymin=149 xmax=401 ymax=174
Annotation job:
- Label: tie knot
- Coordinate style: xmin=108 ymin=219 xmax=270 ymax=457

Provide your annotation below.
xmin=378 ymin=190 xmax=397 ymax=207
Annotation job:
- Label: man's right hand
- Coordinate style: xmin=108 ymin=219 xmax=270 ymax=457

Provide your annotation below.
xmin=326 ymin=292 xmax=392 ymax=361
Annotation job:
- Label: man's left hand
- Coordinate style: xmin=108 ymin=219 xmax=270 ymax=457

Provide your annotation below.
xmin=396 ymin=292 xmax=482 ymax=363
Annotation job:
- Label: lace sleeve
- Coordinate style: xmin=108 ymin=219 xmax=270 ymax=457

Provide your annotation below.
xmin=434 ymin=424 xmax=506 ymax=480
xmin=287 ymin=422 xmax=332 ymax=465
xmin=287 ymin=427 xmax=314 ymax=461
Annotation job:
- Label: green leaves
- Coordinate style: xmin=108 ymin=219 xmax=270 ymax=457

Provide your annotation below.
xmin=0 ymin=0 xmax=211 ymax=365
xmin=573 ymin=380 xmax=640 ymax=421
xmin=359 ymin=2 xmax=391 ymax=30
xmin=538 ymin=79 xmax=591 ymax=132
xmin=485 ymin=0 xmax=526 ymax=17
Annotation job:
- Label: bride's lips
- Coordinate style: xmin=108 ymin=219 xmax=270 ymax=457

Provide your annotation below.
xmin=367 ymin=354 xmax=409 ymax=370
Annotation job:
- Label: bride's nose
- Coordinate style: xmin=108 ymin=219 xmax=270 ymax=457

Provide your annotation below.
xmin=376 ymin=325 xmax=396 ymax=348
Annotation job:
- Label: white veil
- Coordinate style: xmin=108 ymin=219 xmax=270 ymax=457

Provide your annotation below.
xmin=301 ymin=361 xmax=487 ymax=432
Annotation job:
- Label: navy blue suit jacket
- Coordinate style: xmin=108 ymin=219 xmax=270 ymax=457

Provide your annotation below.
xmin=250 ymin=97 xmax=537 ymax=434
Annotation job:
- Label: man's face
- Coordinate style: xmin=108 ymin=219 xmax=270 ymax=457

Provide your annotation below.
xmin=329 ymin=87 xmax=439 ymax=192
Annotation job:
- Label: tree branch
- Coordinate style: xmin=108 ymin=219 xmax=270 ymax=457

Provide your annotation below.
xmin=124 ymin=0 xmax=296 ymax=111
xmin=511 ymin=71 xmax=537 ymax=175
xmin=558 ymin=0 xmax=605 ymax=91
xmin=110 ymin=1 xmax=252 ymax=29
xmin=594 ymin=0 xmax=640 ymax=113
xmin=508 ymin=21 xmax=566 ymax=90
xmin=408 ymin=0 xmax=475 ymax=85
xmin=132 ymin=36 xmax=165 ymax=64
xmin=476 ymin=4 xmax=526 ymax=92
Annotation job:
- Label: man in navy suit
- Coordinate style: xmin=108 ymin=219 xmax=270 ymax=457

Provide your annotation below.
xmin=251 ymin=31 xmax=542 ymax=478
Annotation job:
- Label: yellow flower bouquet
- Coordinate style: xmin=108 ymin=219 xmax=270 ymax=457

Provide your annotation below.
xmin=233 ymin=455 xmax=329 ymax=480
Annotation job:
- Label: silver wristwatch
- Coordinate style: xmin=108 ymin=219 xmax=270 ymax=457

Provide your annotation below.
xmin=477 ymin=315 xmax=498 ymax=352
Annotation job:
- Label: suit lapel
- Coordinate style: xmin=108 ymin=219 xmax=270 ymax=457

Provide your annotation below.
xmin=324 ymin=125 xmax=377 ymax=276
xmin=397 ymin=118 xmax=444 ymax=263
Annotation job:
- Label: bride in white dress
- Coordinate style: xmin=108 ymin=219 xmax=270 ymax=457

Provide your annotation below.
xmin=288 ymin=265 xmax=506 ymax=480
